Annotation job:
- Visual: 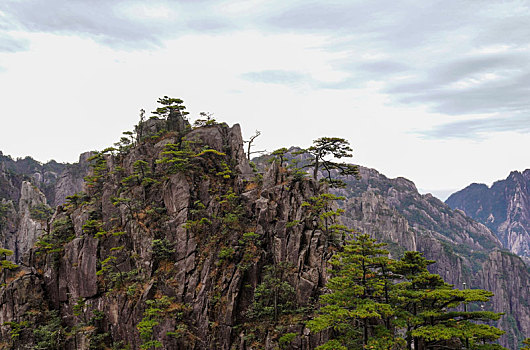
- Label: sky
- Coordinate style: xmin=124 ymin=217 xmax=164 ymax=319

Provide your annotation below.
xmin=1 ymin=0 xmax=530 ymax=201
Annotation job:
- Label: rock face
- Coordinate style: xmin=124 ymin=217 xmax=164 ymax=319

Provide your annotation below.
xmin=0 ymin=120 xmax=331 ymax=349
xmin=53 ymin=152 xmax=91 ymax=207
xmin=0 ymin=151 xmax=67 ymax=205
xmin=0 ymin=150 xmax=89 ymax=208
xmin=446 ymin=170 xmax=530 ymax=261
xmin=0 ymin=125 xmax=528 ymax=349
xmin=332 ymin=166 xmax=529 ymax=349
xmin=0 ymin=150 xmax=91 ymax=263
xmin=0 ymin=180 xmax=49 ymax=262
xmin=12 ymin=181 xmax=47 ymax=262
xmin=480 ymin=250 xmax=530 ymax=347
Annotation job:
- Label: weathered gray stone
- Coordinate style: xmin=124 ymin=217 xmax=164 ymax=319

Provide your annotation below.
xmin=63 ymin=236 xmax=98 ymax=298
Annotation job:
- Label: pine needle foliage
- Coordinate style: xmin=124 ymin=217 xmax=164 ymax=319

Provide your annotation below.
xmin=308 ymin=229 xmax=508 ymax=350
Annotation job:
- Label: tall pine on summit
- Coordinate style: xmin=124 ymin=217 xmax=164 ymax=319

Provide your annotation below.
xmin=299 ymin=137 xmax=360 ymax=188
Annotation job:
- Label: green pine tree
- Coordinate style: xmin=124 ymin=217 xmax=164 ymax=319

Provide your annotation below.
xmin=393 ymin=251 xmax=507 ymax=350
xmin=307 ymin=234 xmax=403 ymax=349
xmin=299 ymin=137 xmax=360 ymax=188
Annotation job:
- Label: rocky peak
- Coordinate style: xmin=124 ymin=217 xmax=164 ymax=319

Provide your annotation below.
xmin=19 ymin=181 xmax=47 ymax=216
xmin=53 ymin=152 xmax=91 ymax=207
xmin=446 ymin=169 xmax=530 ymax=261
xmin=508 ymin=170 xmax=524 ymax=182
xmin=0 ymin=120 xmax=332 ymax=349
xmin=0 ymin=121 xmax=528 ymax=349
xmin=2 ymin=181 xmax=50 ymax=262
xmin=393 ymin=176 xmax=417 ymax=192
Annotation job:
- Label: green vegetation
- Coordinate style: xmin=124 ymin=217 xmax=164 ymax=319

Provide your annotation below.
xmin=279 ymin=332 xmax=297 ymax=349
xmin=152 ymin=96 xmax=189 ymax=120
xmin=307 ymin=234 xmax=399 ymax=349
xmin=84 ymin=150 xmax=110 ymax=192
xmin=300 ymin=137 xmax=360 ymax=187
xmin=218 ymin=246 xmax=235 ymax=261
xmin=3 ymin=320 xmax=27 ymax=340
xmin=64 ymin=192 xmax=91 ymax=209
xmin=302 ymin=193 xmax=350 ymax=249
xmin=35 ymin=216 xmax=75 ymax=255
xmin=0 ymin=247 xmax=16 ymax=267
xmin=0 ymin=202 xmax=11 ymax=230
xmin=270 ymin=147 xmax=289 ymax=168
xmin=82 ymin=219 xmax=103 ymax=236
xmin=396 ymin=251 xmax=505 ymax=350
xmin=30 ymin=203 xmax=54 ymax=221
xmin=137 ymin=296 xmax=189 ymax=350
xmin=193 ymin=111 xmax=217 ymax=127
xmin=155 ymin=141 xmax=196 ymax=174
xmin=152 ymin=238 xmax=175 ymax=262
xmin=33 ymin=310 xmax=65 ymax=350
xmin=248 ymin=263 xmax=297 ymax=321
xmin=156 ymin=140 xmax=227 ymax=176
xmin=308 ymin=239 xmax=507 ymax=350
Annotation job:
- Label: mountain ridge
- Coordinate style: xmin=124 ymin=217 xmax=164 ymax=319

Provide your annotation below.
xmin=446 ymin=169 xmax=530 ymax=262
xmin=0 ymin=119 xmax=527 ymax=348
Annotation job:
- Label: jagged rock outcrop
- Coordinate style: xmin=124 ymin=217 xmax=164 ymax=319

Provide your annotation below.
xmin=0 ymin=119 xmax=332 ymax=349
xmin=0 ymin=149 xmax=89 ymax=208
xmin=0 ymin=180 xmax=50 ymax=262
xmin=446 ymin=170 xmax=530 ymax=261
xmin=0 ymin=151 xmax=68 ymax=206
xmin=0 ymin=122 xmax=528 ymax=349
xmin=0 ymin=149 xmax=91 ymax=264
xmin=11 ymin=182 xmax=47 ymax=262
xmin=340 ymin=190 xmax=417 ymax=253
xmin=53 ymin=152 xmax=91 ymax=207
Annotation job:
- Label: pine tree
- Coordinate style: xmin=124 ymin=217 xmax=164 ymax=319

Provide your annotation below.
xmin=300 ymin=137 xmax=360 ymax=188
xmin=0 ymin=247 xmax=18 ymax=286
xmin=152 ymin=96 xmax=188 ymax=120
xmin=302 ymin=193 xmax=350 ymax=249
xmin=308 ymin=246 xmax=508 ymax=350
xmin=392 ymin=251 xmax=507 ymax=350
xmin=307 ymin=234 xmax=403 ymax=349
xmin=247 ymin=263 xmax=296 ymax=322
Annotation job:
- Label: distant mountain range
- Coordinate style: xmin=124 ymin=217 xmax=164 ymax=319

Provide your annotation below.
xmin=446 ymin=170 xmax=530 ymax=262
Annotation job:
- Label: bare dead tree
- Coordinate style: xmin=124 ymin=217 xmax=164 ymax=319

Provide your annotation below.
xmin=244 ymin=130 xmax=266 ymax=160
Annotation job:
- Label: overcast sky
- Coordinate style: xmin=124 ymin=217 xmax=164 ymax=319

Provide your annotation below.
xmin=1 ymin=0 xmax=529 ymax=200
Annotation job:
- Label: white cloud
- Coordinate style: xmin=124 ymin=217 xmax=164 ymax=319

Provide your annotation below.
xmin=0 ymin=0 xmax=529 ymax=197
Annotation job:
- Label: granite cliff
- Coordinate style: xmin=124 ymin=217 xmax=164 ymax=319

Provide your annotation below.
xmin=446 ymin=170 xmax=530 ymax=262
xmin=334 ymin=166 xmax=529 ymax=348
xmin=0 ymin=116 xmax=331 ymax=349
xmin=0 ymin=120 xmax=528 ymax=349
xmin=0 ymin=152 xmax=88 ymax=263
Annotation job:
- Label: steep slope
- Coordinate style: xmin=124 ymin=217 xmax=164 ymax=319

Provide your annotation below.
xmin=446 ymin=170 xmax=530 ymax=261
xmin=0 ymin=116 xmax=333 ymax=349
xmin=1 ymin=125 xmax=528 ymax=349
xmin=251 ymin=149 xmax=529 ymax=349
xmin=335 ymin=166 xmax=529 ymax=348
xmin=0 ymin=153 xmax=88 ymax=262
